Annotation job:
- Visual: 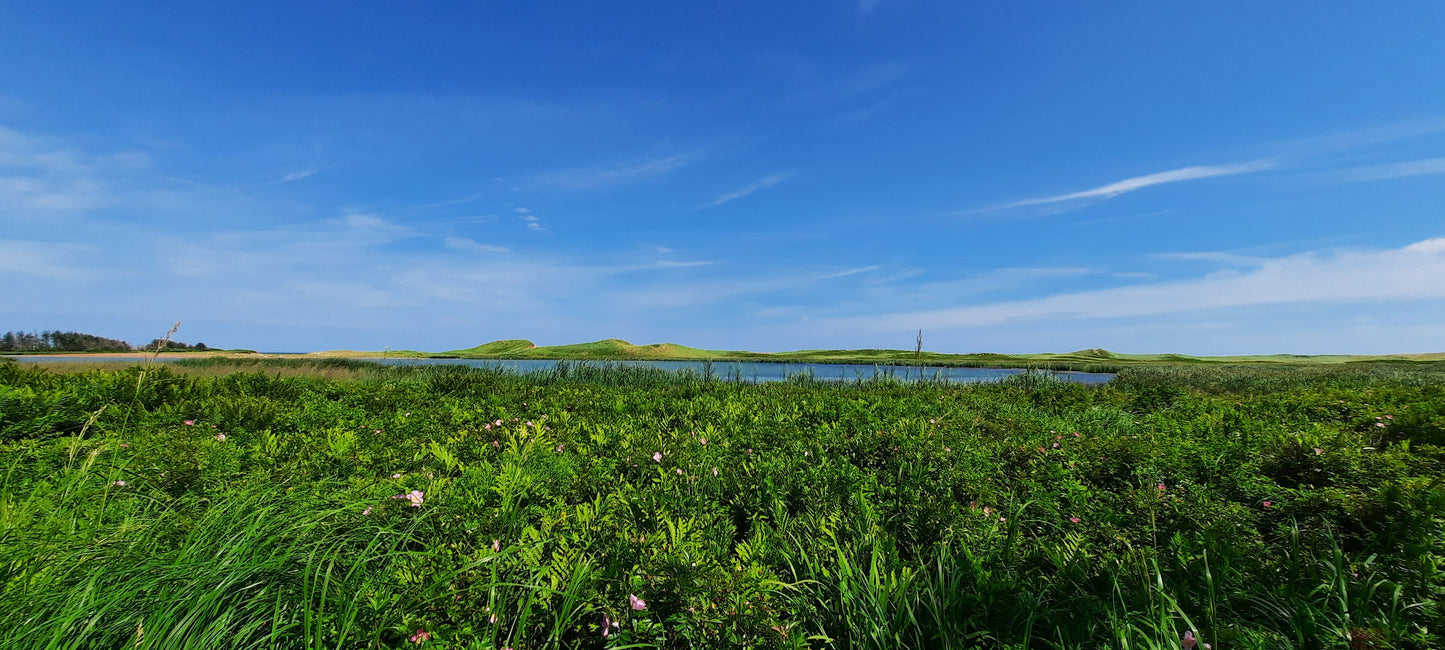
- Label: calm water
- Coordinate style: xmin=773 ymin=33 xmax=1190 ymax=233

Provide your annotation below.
xmin=10 ymin=355 xmax=1113 ymax=384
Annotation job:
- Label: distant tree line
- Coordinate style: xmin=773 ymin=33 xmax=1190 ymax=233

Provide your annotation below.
xmin=1 ymin=330 xmax=134 ymax=352
xmin=0 ymin=330 xmax=212 ymax=352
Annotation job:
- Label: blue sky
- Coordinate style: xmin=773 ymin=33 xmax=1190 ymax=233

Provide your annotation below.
xmin=3 ymin=2 xmax=1445 ymax=354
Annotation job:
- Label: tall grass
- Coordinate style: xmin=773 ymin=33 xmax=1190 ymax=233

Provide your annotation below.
xmin=1 ymin=360 xmax=1441 ymax=648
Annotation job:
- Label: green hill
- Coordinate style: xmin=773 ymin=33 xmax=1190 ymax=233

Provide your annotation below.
xmin=314 ymin=339 xmax=1445 ymax=372
xmin=442 ymin=339 xmax=537 ymax=356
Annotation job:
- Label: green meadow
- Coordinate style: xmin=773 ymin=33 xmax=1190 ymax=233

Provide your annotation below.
xmin=1 ymin=358 xmax=1441 ymax=648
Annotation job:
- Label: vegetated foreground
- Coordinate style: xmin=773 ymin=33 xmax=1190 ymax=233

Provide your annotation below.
xmin=1 ymin=359 xmax=1441 ymax=649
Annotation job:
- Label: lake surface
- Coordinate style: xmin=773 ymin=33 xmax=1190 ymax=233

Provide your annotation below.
xmin=10 ymin=355 xmax=1114 ymax=384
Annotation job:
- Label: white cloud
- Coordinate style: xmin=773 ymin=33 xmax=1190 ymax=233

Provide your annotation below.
xmin=519 ymin=214 xmax=544 ymax=231
xmin=826 ymin=238 xmax=1445 ymax=333
xmin=529 ymin=151 xmax=700 ymax=190
xmin=995 ymin=160 xmax=1276 ymax=209
xmin=1149 ymin=251 xmax=1267 ymax=266
xmin=444 ymin=236 xmax=510 ymax=254
xmin=702 ymin=173 xmax=790 ymax=208
xmin=280 ymin=170 xmax=317 ymax=183
xmin=1344 ymin=157 xmax=1445 ymax=181
xmin=0 ymin=239 xmax=97 ymax=280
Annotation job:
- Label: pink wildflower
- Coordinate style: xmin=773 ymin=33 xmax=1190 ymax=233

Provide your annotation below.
xmin=375 ymin=429 xmax=382 ymax=434
xmin=1069 ymin=517 xmax=1080 ymax=524
xmin=391 ymin=490 xmax=424 ymax=507
xmin=1375 ymin=422 xmax=1387 ymax=428
xmin=1052 ymin=442 xmax=1060 ymax=449
xmin=556 ymin=444 xmax=565 ymax=453
xmin=1314 ymin=447 xmax=1324 ymax=455
xmin=1181 ymin=630 xmax=1197 ymax=649
xmin=675 ymin=468 xmax=683 ymax=475
xmin=214 ymin=433 xmax=226 ymax=442
xmin=409 ymin=628 xmax=431 ymax=643
xmin=119 ymin=443 xmax=129 ymax=448
xmin=392 ymin=473 xmax=403 ymax=479
xmin=1263 ymin=501 xmax=1273 ymax=508
xmin=112 ymin=480 xmax=126 ymax=487
xmin=1157 ymin=483 xmax=1167 ymax=492
xmin=699 ymin=437 xmax=706 ymax=445
xmin=184 ymin=420 xmax=194 ymax=426
xmin=652 ymin=452 xmax=663 ymax=462
xmin=1073 ymin=432 xmax=1082 ymax=437
xmin=1385 ymin=414 xmax=1393 ymax=419
xmin=712 ymin=467 xmax=719 ymax=476
xmin=492 ymin=539 xmax=500 ymax=552
xmin=630 ymin=594 xmax=647 ymax=611
xmin=929 ymin=419 xmax=936 ymax=424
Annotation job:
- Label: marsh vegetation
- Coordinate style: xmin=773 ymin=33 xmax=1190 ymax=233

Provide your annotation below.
xmin=0 ymin=359 xmax=1441 ymax=648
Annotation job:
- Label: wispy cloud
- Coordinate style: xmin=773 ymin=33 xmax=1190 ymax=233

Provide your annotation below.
xmin=825 ymin=238 xmax=1445 ymax=333
xmin=444 ymin=236 xmax=509 ymax=254
xmin=702 ymin=173 xmax=791 ymax=208
xmin=1149 ymin=251 xmax=1268 ymax=266
xmin=280 ymin=170 xmax=317 ymax=183
xmin=994 ymin=160 xmax=1276 ymax=210
xmin=820 ymin=265 xmax=880 ymax=279
xmin=529 ymin=151 xmax=701 ymax=190
xmin=1343 ymin=157 xmax=1445 ymax=182
xmin=0 ymin=239 xmax=98 ymax=280
xmin=857 ymin=0 xmax=883 ymax=14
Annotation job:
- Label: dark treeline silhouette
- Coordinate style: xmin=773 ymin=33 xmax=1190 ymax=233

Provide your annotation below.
xmin=142 ymin=339 xmax=206 ymax=351
xmin=1 ymin=330 xmax=134 ymax=352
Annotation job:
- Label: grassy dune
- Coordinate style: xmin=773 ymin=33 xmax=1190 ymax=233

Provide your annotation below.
xmin=413 ymin=339 xmax=1445 ymax=372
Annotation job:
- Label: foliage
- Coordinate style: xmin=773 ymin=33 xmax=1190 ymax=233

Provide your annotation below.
xmin=0 ymin=360 xmax=1441 ymax=649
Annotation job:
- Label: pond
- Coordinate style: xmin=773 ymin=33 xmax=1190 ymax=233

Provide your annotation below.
xmin=8 ymin=355 xmax=1114 ymax=384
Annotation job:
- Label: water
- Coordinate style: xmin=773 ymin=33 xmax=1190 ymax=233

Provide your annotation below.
xmin=8 ymin=355 xmax=1113 ymax=384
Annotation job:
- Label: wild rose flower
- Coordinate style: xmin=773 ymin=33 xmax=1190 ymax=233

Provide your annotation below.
xmin=652 ymin=452 xmax=663 ymax=462
xmin=214 ymin=433 xmax=226 ymax=442
xmin=409 ymin=629 xmax=431 ymax=643
xmin=391 ymin=490 xmax=424 ymax=507
xmin=1263 ymin=501 xmax=1274 ymax=508
xmin=675 ymin=468 xmax=683 ymax=475
xmin=699 ymin=437 xmax=706 ymax=445
xmin=630 ymin=594 xmax=647 ymax=611
xmin=184 ymin=420 xmax=194 ymax=426
xmin=1375 ymin=422 xmax=1387 ymax=428
xmin=1069 ymin=517 xmax=1080 ymax=524
xmin=1157 ymin=483 xmax=1167 ymax=492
